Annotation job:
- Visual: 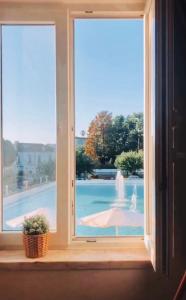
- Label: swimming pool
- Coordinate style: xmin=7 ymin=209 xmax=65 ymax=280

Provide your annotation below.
xmin=3 ymin=179 xmax=144 ymax=236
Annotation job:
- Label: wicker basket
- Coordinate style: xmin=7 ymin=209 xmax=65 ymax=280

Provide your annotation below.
xmin=23 ymin=233 xmax=49 ymax=258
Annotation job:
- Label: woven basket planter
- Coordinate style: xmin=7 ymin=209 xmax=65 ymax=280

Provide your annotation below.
xmin=23 ymin=233 xmax=49 ymax=258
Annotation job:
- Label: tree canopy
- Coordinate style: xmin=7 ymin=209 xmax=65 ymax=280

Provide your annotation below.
xmin=85 ymin=111 xmax=143 ymax=165
xmin=85 ymin=111 xmax=113 ymax=165
xmin=3 ymin=140 xmax=16 ymax=167
xmin=76 ymin=147 xmax=94 ymax=178
xmin=114 ymin=150 xmax=143 ymax=175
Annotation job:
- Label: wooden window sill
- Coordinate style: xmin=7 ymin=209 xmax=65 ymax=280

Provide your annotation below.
xmin=0 ymin=248 xmax=152 ymax=270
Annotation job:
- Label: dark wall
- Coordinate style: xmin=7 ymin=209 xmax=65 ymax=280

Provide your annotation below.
xmin=167 ymin=0 xmax=186 ymax=285
xmin=0 ymin=269 xmax=174 ymax=300
xmin=173 ymin=0 xmax=186 ymax=263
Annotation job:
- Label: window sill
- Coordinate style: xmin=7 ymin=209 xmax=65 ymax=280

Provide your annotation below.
xmin=0 ymin=248 xmax=151 ymax=270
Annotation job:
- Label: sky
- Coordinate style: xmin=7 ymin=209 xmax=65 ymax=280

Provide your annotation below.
xmin=2 ymin=25 xmax=56 ymax=144
xmin=75 ymin=19 xmax=144 ymax=136
xmin=2 ymin=20 xmax=144 ymax=144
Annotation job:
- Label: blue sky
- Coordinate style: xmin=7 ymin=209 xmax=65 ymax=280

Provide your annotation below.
xmin=75 ymin=19 xmax=144 ymax=136
xmin=2 ymin=20 xmax=143 ymax=144
xmin=2 ymin=25 xmax=56 ymax=144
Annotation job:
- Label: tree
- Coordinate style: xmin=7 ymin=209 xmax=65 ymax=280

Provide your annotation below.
xmin=85 ymin=111 xmax=144 ymax=167
xmin=125 ymin=113 xmax=143 ymax=152
xmin=17 ymin=169 xmax=24 ymax=189
xmin=115 ymin=150 xmax=143 ymax=176
xmin=107 ymin=115 xmax=128 ymax=163
xmin=85 ymin=111 xmax=113 ymax=165
xmin=3 ymin=139 xmax=16 ymax=167
xmin=76 ymin=147 xmax=94 ymax=178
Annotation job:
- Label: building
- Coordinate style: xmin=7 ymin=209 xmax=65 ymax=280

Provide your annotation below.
xmin=16 ymin=138 xmax=85 ymax=177
xmin=15 ymin=142 xmax=56 ymax=180
xmin=75 ymin=136 xmax=87 ymax=148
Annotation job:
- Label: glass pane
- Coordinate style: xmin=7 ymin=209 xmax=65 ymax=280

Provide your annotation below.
xmin=2 ymin=25 xmax=56 ymax=231
xmin=75 ymin=19 xmax=144 ymax=237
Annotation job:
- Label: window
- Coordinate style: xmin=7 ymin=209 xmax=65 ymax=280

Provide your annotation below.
xmin=0 ymin=2 xmax=158 ymax=271
xmin=1 ymin=25 xmax=57 ymax=231
xmin=74 ymin=19 xmax=144 ymax=238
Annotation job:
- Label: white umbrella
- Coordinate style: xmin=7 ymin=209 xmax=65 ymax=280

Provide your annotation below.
xmin=6 ymin=208 xmax=48 ymax=228
xmin=79 ymin=207 xmax=144 ymax=236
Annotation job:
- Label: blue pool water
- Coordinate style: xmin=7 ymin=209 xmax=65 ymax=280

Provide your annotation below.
xmin=3 ymin=179 xmax=144 ymax=236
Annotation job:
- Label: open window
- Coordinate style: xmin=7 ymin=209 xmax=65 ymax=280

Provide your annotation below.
xmin=73 ymin=19 xmax=144 ymax=240
xmin=0 ymin=0 xmax=166 ymax=273
xmin=70 ymin=1 xmax=158 ymax=269
xmin=143 ymin=0 xmax=156 ymax=269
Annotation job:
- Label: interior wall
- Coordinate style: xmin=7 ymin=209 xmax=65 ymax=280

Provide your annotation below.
xmin=0 ymin=269 xmax=175 ymax=300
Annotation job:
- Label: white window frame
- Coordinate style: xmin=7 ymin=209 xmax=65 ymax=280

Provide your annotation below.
xmin=0 ymin=2 xmax=154 ymax=252
xmin=69 ymin=13 xmax=146 ymax=248
xmin=0 ymin=4 xmax=68 ymax=249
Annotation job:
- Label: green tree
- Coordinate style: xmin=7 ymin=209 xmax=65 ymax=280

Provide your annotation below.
xmin=17 ymin=169 xmax=24 ymax=189
xmin=108 ymin=115 xmax=128 ymax=163
xmin=115 ymin=150 xmax=143 ymax=176
xmin=76 ymin=147 xmax=94 ymax=178
xmin=3 ymin=139 xmax=16 ymax=167
xmin=125 ymin=113 xmax=143 ymax=152
xmin=85 ymin=111 xmax=144 ymax=167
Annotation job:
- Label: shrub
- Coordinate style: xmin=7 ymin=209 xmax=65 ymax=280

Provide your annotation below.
xmin=23 ymin=214 xmax=49 ymax=235
xmin=76 ymin=147 xmax=95 ymax=178
xmin=114 ymin=150 xmax=143 ymax=175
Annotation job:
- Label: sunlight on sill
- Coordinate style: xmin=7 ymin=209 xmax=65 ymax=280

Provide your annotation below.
xmin=0 ymin=248 xmax=151 ymax=270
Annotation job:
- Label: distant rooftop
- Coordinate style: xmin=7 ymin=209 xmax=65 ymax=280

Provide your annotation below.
xmin=76 ymin=137 xmax=87 ymax=147
xmin=15 ymin=138 xmax=86 ymax=152
xmin=15 ymin=142 xmax=56 ymax=152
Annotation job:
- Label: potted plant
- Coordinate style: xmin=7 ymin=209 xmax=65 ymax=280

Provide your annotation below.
xmin=23 ymin=214 xmax=49 ymax=258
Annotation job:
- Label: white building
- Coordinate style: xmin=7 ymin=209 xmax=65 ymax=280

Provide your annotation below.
xmin=15 ymin=142 xmax=56 ymax=177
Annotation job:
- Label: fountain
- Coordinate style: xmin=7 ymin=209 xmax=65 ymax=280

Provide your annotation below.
xmin=111 ymin=170 xmax=126 ymax=207
xmin=111 ymin=171 xmax=138 ymax=209
xmin=130 ymin=185 xmax=137 ymax=211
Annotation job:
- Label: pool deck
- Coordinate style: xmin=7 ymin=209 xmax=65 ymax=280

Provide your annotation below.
xmin=77 ymin=178 xmax=144 ymax=185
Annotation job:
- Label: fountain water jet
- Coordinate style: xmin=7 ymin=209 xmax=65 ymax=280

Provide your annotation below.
xmin=111 ymin=170 xmax=126 ymax=207
xmin=130 ymin=184 xmax=137 ymax=211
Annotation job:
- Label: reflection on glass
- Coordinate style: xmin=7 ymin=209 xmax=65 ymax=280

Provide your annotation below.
xmin=2 ymin=25 xmax=56 ymax=231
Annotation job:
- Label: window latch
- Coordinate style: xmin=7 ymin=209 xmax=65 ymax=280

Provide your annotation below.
xmin=86 ymin=239 xmax=96 ymax=243
xmin=85 ymin=11 xmax=93 ymax=14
